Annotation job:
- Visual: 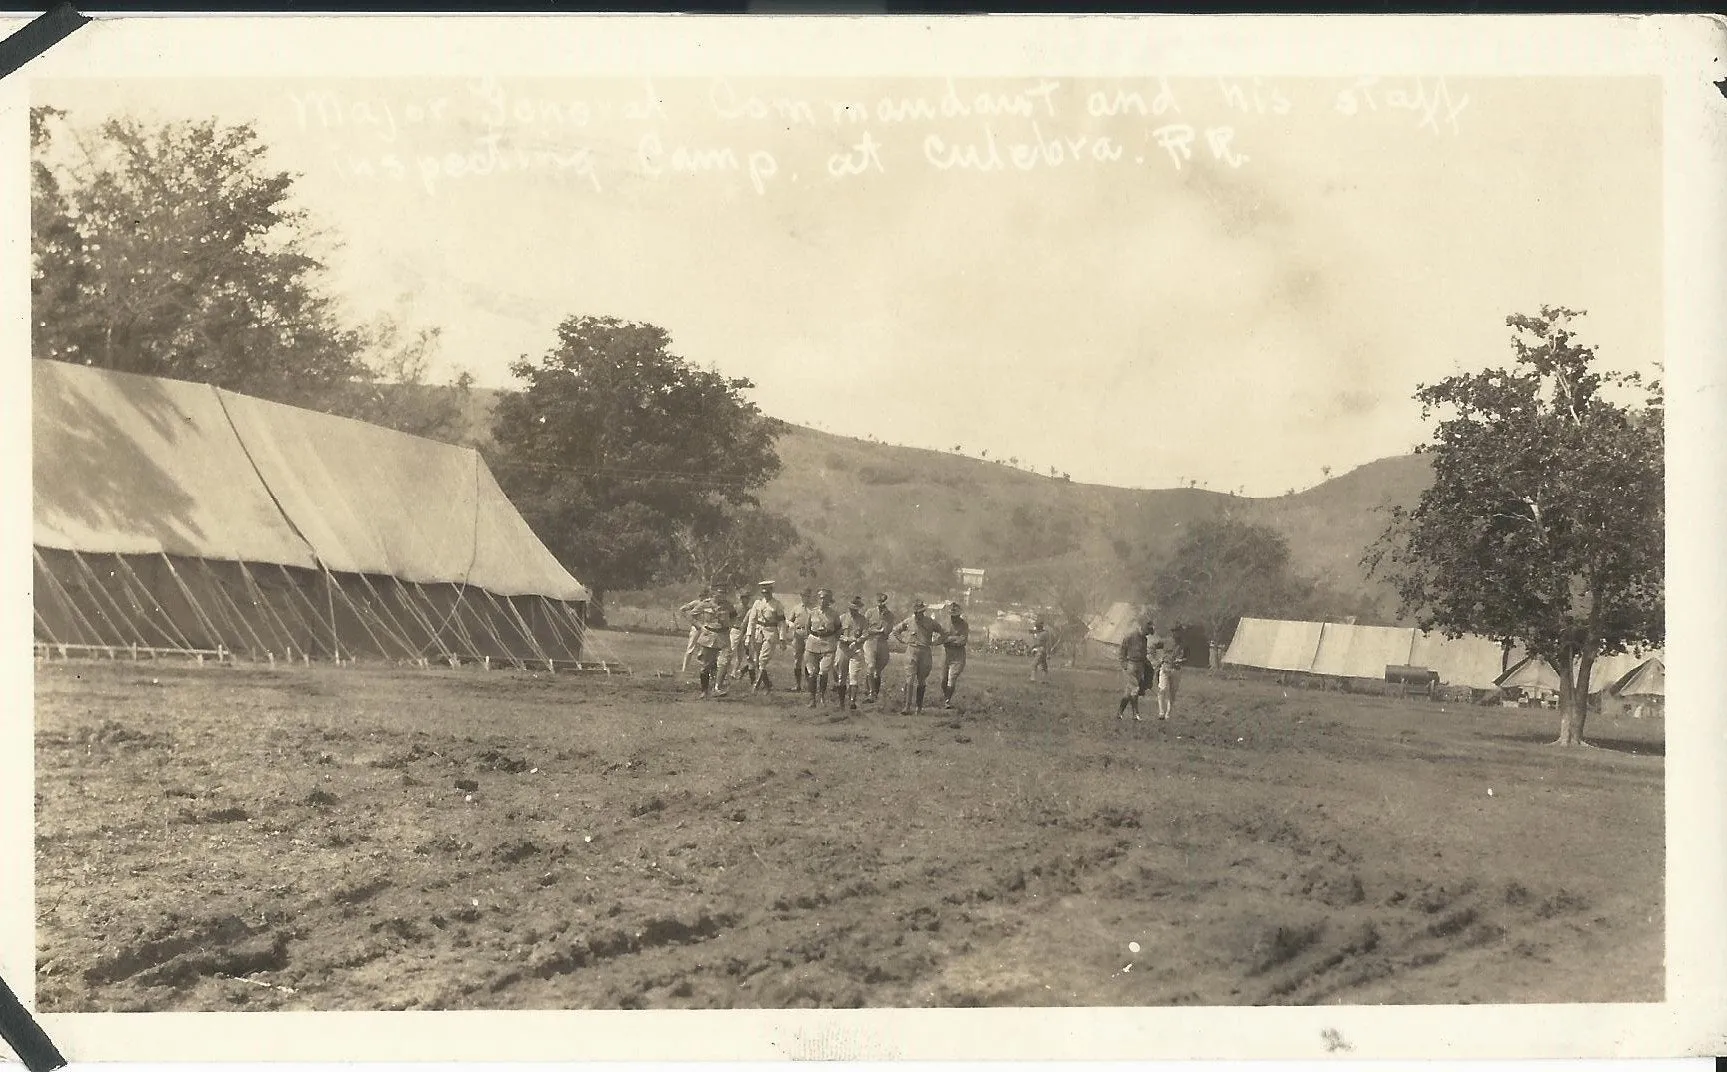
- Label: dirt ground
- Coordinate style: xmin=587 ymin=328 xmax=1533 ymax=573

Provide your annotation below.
xmin=34 ymin=629 xmax=1664 ymax=1011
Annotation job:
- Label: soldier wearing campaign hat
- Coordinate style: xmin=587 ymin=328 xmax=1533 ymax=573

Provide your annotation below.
xmin=940 ymin=599 xmax=970 ymax=710
xmin=860 ymin=591 xmax=895 ymax=703
xmin=835 ymin=595 xmax=869 ymax=712
xmin=891 ymin=598 xmax=948 ymax=715
xmin=742 ymin=580 xmax=788 ymax=692
xmin=801 ymin=588 xmax=844 ymax=709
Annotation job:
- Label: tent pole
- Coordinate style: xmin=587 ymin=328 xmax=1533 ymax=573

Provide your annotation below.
xmin=487 ymin=589 xmax=553 ymax=668
xmin=400 ymin=586 xmax=459 ymax=659
xmin=33 ymin=606 xmax=66 ymax=648
xmin=463 ymin=588 xmax=526 ymax=670
xmin=557 ymin=600 xmax=589 ymax=658
xmin=389 ymin=577 xmax=455 ymax=665
xmin=323 ymin=568 xmax=342 ymax=662
xmin=35 ymin=549 xmax=110 ymax=647
xmin=536 ymin=595 xmax=584 ymax=662
xmin=422 ymin=584 xmax=486 ymax=665
xmin=275 ymin=564 xmax=337 ymax=660
xmin=159 ymin=554 xmax=230 ymax=653
xmin=321 ymin=569 xmax=400 ymax=663
xmin=67 ymin=549 xmax=150 ymax=649
xmin=112 ymin=554 xmax=198 ymax=651
xmin=236 ymin=561 xmax=301 ymax=658
xmin=90 ymin=551 xmax=175 ymax=649
xmin=196 ymin=558 xmax=272 ymax=660
xmin=356 ymin=572 xmax=432 ymax=662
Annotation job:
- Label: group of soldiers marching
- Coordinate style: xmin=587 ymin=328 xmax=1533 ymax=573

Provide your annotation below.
xmin=680 ymin=580 xmax=1057 ymax=715
xmin=680 ymin=580 xmax=1178 ymax=721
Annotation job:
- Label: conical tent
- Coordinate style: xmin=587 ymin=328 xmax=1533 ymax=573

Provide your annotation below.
xmin=1616 ymin=657 xmax=1665 ymax=699
xmin=33 ymin=359 xmax=592 ymax=668
xmin=1496 ymin=655 xmax=1562 ymax=693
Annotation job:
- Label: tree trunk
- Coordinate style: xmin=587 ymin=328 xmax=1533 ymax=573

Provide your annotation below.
xmin=1555 ymin=650 xmax=1593 ymax=746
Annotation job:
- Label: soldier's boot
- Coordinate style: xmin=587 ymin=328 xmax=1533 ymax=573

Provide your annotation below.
xmin=1117 ymin=696 xmax=1130 ymax=720
xmin=915 ymin=684 xmax=927 ymax=713
xmin=848 ymin=686 xmax=859 ymax=711
xmin=806 ymin=680 xmax=818 ymax=709
xmin=942 ymin=683 xmax=954 ymax=709
xmin=699 ymin=669 xmax=710 ymax=697
xmin=900 ymin=682 xmax=914 ymax=714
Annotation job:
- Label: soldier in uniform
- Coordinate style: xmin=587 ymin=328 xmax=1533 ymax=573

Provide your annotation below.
xmin=685 ymin=585 xmax=735 ymax=699
xmin=742 ymin=580 xmax=788 ymax=692
xmin=801 ymin=588 xmax=843 ymax=709
xmin=891 ymin=599 xmax=948 ymax=715
xmin=1116 ymin=617 xmax=1154 ymax=720
xmin=1150 ymin=623 xmax=1184 ymax=720
xmin=1028 ymin=614 xmax=1054 ymax=683
xmin=677 ymin=589 xmax=707 ymax=674
xmin=861 ymin=592 xmax=895 ymax=703
xmin=787 ymin=588 xmax=814 ymax=692
xmin=836 ymin=595 xmax=869 ymax=711
xmin=940 ymin=600 xmax=969 ymax=710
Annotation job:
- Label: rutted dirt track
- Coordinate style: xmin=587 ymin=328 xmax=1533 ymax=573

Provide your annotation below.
xmin=35 ymin=630 xmax=1663 ymax=1011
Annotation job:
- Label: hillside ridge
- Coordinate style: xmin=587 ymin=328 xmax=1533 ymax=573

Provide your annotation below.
xmin=447 ymin=384 xmax=1431 ymax=616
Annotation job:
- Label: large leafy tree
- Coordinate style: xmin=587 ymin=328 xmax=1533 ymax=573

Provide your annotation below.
xmin=1148 ymin=515 xmax=1299 ymax=665
xmin=490 ymin=316 xmax=786 ymax=597
xmin=670 ymin=506 xmax=802 ymax=594
xmin=1368 ymin=306 xmax=1664 ymax=745
xmin=30 ymin=107 xmax=468 ymax=438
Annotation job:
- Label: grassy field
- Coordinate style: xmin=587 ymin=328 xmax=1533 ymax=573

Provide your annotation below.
xmin=35 ymin=630 xmax=1662 ymax=1011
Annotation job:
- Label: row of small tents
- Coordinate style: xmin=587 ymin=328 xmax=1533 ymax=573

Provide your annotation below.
xmin=32 ymin=359 xmax=595 ymax=668
xmin=1220 ymin=616 xmax=1664 ymax=705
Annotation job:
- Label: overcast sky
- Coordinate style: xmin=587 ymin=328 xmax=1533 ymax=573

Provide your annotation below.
xmin=35 ymin=75 xmax=1660 ymax=495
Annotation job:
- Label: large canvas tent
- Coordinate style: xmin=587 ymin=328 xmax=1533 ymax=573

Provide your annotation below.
xmin=1083 ymin=602 xmax=1151 ymax=662
xmin=33 ymin=360 xmax=591 ymax=669
xmin=1223 ymin=617 xmax=1514 ymax=689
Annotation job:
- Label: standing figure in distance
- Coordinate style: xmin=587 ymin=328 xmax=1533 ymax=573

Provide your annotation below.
xmin=801 ymin=588 xmax=843 ymax=709
xmin=892 ymin=599 xmax=948 ymax=715
xmin=678 ymin=588 xmax=707 ymax=675
xmin=1028 ymin=613 xmax=1054 ymax=683
xmin=743 ymin=580 xmax=787 ymax=692
xmin=788 ymin=587 xmax=814 ymax=693
xmin=940 ymin=600 xmax=969 ymax=710
xmin=861 ymin=592 xmax=895 ymax=703
xmin=1116 ymin=617 xmax=1154 ymax=721
xmin=836 ymin=595 xmax=869 ymax=712
xmin=1150 ymin=622 xmax=1184 ymax=720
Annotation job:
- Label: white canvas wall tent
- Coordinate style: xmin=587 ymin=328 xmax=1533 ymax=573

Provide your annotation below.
xmin=1406 ymin=632 xmax=1518 ymax=690
xmin=1309 ymin=623 xmax=1415 ymax=680
xmin=1226 ymin=617 xmax=1514 ymax=690
xmin=33 ymin=359 xmax=599 ymax=670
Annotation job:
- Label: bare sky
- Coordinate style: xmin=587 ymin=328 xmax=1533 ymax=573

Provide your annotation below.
xmin=35 ymin=75 xmax=1661 ymax=495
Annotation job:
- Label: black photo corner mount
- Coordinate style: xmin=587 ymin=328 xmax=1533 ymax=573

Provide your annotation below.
xmin=0 ymin=3 xmax=89 ymax=82
xmin=0 ymin=971 xmax=67 ymax=1072
xmin=0 ymin=7 xmax=85 ymax=1060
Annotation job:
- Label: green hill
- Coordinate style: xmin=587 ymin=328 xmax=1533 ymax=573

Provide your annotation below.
xmin=430 ymin=384 xmax=1430 ymax=619
xmin=761 ymin=425 xmax=1429 ymax=618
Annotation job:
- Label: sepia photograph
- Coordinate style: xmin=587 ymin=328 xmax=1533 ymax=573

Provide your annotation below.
xmin=4 ymin=11 xmax=1724 ymax=1064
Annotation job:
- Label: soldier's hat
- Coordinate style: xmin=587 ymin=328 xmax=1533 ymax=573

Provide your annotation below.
xmin=817 ymin=587 xmax=833 ymax=598
xmin=948 ymin=600 xmax=963 ymax=614
xmin=848 ymin=595 xmax=864 ymax=608
xmin=912 ymin=599 xmax=927 ymax=612
xmin=758 ymin=579 xmax=774 ymax=588
xmin=876 ymin=592 xmax=889 ymax=603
